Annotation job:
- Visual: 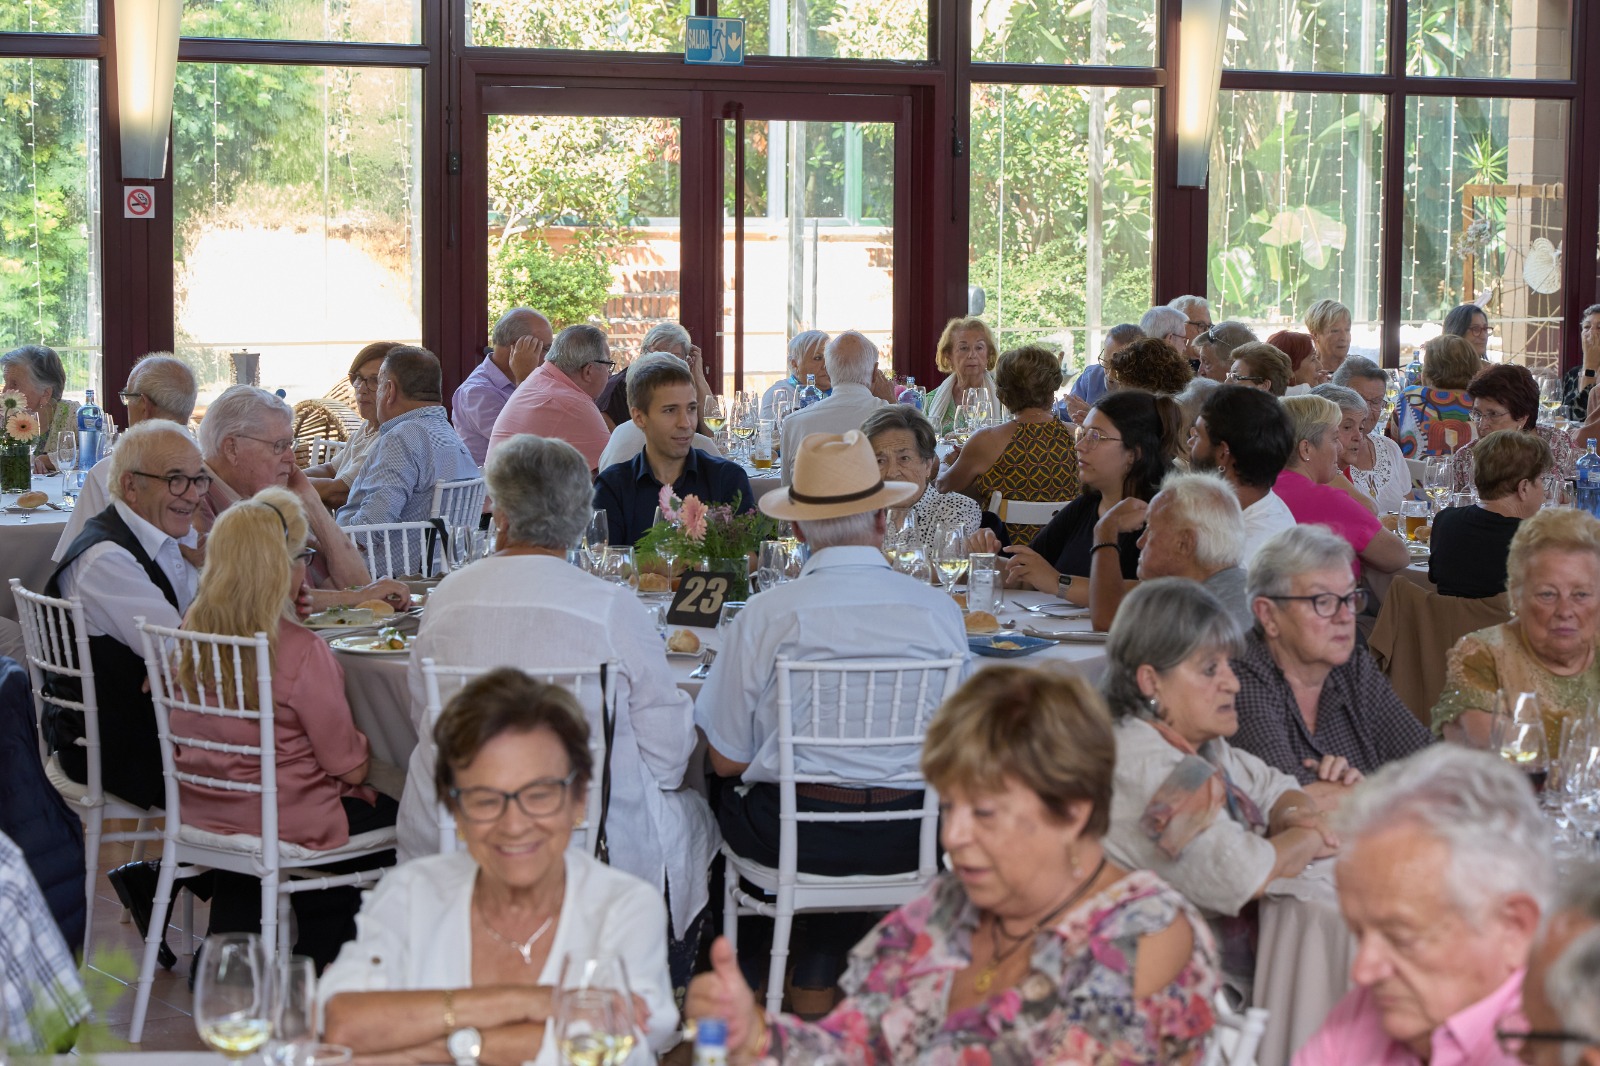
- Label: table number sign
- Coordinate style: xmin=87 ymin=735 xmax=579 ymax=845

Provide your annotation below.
xmin=667 ymin=570 xmax=736 ymax=627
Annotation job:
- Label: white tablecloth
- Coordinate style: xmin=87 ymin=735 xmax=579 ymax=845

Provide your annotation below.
xmin=1251 ymin=858 xmax=1354 ymax=1066
xmin=0 ymin=474 xmax=72 ymax=620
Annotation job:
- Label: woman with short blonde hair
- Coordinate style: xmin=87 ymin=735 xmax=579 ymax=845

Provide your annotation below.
xmin=1428 ymin=429 xmax=1553 ymax=599
xmin=926 ymin=316 xmax=1001 ymax=433
xmin=1391 ymin=335 xmax=1479 ymax=457
xmin=1303 ymin=298 xmax=1352 ymax=377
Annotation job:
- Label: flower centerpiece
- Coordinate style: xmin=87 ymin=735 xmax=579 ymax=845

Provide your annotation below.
xmin=635 ymin=487 xmax=776 ymax=602
xmin=0 ymin=390 xmax=40 ymax=493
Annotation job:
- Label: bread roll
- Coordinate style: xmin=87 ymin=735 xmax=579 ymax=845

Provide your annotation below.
xmin=15 ymin=490 xmax=47 ymax=509
xmin=355 ymin=599 xmax=396 ymax=617
xmin=637 ymin=572 xmax=671 ymax=593
xmin=1415 ymin=525 xmax=1432 ymax=545
xmin=667 ymin=629 xmax=701 ymax=654
xmin=964 ymin=611 xmax=1000 ymax=635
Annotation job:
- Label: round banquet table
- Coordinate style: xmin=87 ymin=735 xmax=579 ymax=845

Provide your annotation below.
xmin=328 ymin=584 xmax=1109 ymax=770
xmin=0 ymin=473 xmax=72 ymax=621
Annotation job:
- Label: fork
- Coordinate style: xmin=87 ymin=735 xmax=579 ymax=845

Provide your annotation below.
xmin=689 ymin=646 xmax=718 ymax=680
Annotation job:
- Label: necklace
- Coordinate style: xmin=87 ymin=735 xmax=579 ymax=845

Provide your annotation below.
xmin=476 ymin=906 xmax=556 ymax=966
xmin=973 ymin=856 xmax=1108 ymax=995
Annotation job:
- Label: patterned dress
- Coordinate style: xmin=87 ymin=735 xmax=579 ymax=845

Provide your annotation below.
xmin=1391 ymin=386 xmax=1474 ymax=458
xmin=767 ymin=870 xmax=1218 ymax=1066
xmin=1432 ymin=622 xmax=1600 ymax=753
xmin=1449 ymin=423 xmax=1576 ymax=493
xmin=971 ymin=420 xmax=1081 ymax=544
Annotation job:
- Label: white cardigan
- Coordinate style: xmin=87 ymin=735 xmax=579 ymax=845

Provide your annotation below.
xmin=319 ymin=849 xmax=679 ymax=1061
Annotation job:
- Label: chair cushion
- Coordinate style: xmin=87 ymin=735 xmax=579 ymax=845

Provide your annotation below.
xmin=44 ymin=752 xmax=88 ymax=802
xmin=176 ymin=823 xmax=396 ymax=864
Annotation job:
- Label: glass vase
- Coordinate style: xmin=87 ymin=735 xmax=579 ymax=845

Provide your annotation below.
xmin=706 ymin=557 xmax=750 ymax=604
xmin=0 ymin=440 xmax=31 ymax=494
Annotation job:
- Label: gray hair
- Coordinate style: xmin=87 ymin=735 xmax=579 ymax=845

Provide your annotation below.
xmin=823 ymin=331 xmax=878 ymax=386
xmin=111 ymin=420 xmax=199 ymax=495
xmin=546 ymin=324 xmax=610 ymax=374
xmin=1549 ymin=926 xmax=1600 ymax=1048
xmin=1167 ymin=295 xmax=1212 ymax=319
xmin=788 ymin=330 xmax=829 ymax=372
xmin=795 ymin=510 xmax=880 ymax=550
xmin=1246 ymin=524 xmax=1355 ymax=600
xmin=1102 ymin=578 xmax=1246 ymax=720
xmin=490 ymin=308 xmax=548 ymax=349
xmin=129 ymin=353 xmax=198 ymax=423
xmin=1155 ymin=471 xmax=1245 ymax=571
xmin=1331 ymin=355 xmax=1386 ymax=388
xmin=861 ymin=405 xmax=938 ymax=462
xmin=1338 ymin=745 xmax=1555 ymax=919
xmin=1139 ymin=306 xmax=1187 ymax=342
xmin=1105 ymin=323 xmax=1145 ymax=347
xmin=1175 ymin=376 xmax=1221 ymax=428
xmin=1311 ymin=382 xmax=1366 ymax=416
xmin=197 ymin=385 xmax=293 ymax=460
xmin=1194 ymin=320 xmax=1257 ymax=362
xmin=641 ymin=322 xmax=692 ymax=356
xmin=484 ymin=435 xmax=594 ymax=550
xmin=2 ymin=344 xmax=66 ymax=403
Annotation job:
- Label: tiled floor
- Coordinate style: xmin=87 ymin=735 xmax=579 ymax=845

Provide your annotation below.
xmin=78 ymin=819 xmax=208 ymax=1053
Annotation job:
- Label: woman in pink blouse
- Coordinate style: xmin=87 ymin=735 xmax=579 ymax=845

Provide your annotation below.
xmin=173 ymin=486 xmax=396 ymax=968
xmin=686 ymin=666 xmax=1218 ymax=1064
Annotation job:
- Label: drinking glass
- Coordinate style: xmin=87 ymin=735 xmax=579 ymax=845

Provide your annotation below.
xmin=931 ymin=524 xmax=968 ymax=598
xmin=952 ymin=404 xmax=978 ymax=445
xmin=266 ymin=955 xmax=316 ymax=1066
xmin=585 ymin=511 xmax=609 ymax=568
xmin=600 ymin=545 xmax=636 ymax=590
xmin=194 ymin=932 xmax=271 ymax=1061
xmin=701 ymin=395 xmax=727 ymax=441
xmin=1423 ymin=455 xmax=1452 ymax=511
xmin=1539 ymin=374 xmax=1563 ymax=423
xmin=1542 ymin=473 xmax=1564 ymax=509
xmin=1492 ymin=707 xmax=1549 ymax=794
xmin=884 ymin=507 xmax=917 ymax=561
xmin=557 ymin=955 xmax=640 ymax=1066
xmin=51 ymin=430 xmax=76 ymax=479
xmin=1400 ymin=500 xmax=1429 ymax=543
xmin=756 ymin=540 xmax=791 ymax=593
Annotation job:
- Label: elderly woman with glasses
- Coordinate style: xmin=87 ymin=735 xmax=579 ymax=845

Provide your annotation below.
xmin=2 ymin=344 xmax=79 ymax=473
xmin=1433 ymin=508 xmax=1600 ymax=752
xmin=925 ymin=317 xmax=1000 ymax=435
xmin=1226 ymin=341 xmax=1292 ymax=397
xmin=1101 ymin=579 xmax=1337 ymax=987
xmin=1331 ymin=356 xmax=1411 ymax=515
xmin=324 ymin=668 xmax=679 ymax=1065
xmin=1443 ymin=302 xmax=1493 ymax=360
xmin=1192 ymin=321 xmax=1257 ymax=384
xmin=1448 ymin=362 xmax=1576 ymax=495
xmin=305 ymin=341 xmax=401 ymax=509
xmin=197 ymin=384 xmax=405 ymax=613
xmin=1228 ymin=526 xmax=1431 ymax=811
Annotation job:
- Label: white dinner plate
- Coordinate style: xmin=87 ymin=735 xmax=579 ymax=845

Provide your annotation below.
xmin=329 ymin=634 xmax=412 ymax=655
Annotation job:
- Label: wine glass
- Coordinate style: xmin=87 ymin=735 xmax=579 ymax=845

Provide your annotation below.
xmin=1494 ymin=693 xmax=1550 ymax=794
xmin=266 ymin=955 xmax=316 ymax=1066
xmin=558 ymin=955 xmax=640 ymax=1066
xmin=600 ymin=545 xmax=636 ymax=590
xmin=51 ymin=430 xmax=76 ymax=480
xmin=701 ymin=395 xmax=727 ymax=443
xmin=1539 ymin=374 xmax=1563 ymax=425
xmin=585 ymin=510 xmax=609 ymax=568
xmin=756 ymin=539 xmax=791 ymax=593
xmin=194 ymin=932 xmax=271 ymax=1062
xmin=931 ymin=523 xmax=968 ymax=599
xmin=1423 ymin=455 xmax=1452 ymax=513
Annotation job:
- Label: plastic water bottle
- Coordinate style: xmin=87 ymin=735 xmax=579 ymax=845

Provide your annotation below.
xmin=798 ymin=374 xmax=824 ymax=410
xmin=1404 ymin=353 xmax=1424 ymax=389
xmin=76 ymin=388 xmax=103 ymax=469
xmin=1578 ymin=440 xmax=1600 ymax=517
xmin=692 ymin=1019 xmax=728 ymax=1066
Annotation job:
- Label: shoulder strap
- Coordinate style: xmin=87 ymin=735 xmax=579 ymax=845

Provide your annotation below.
xmin=592 ymin=662 xmax=617 ymax=865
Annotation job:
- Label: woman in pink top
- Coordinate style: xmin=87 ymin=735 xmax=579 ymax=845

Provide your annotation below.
xmin=173 ymin=486 xmax=396 ymax=968
xmin=1274 ymin=395 xmax=1410 ymax=580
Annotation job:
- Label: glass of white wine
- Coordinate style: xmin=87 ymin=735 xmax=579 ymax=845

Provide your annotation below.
xmin=194 ymin=932 xmax=271 ymax=1062
xmin=1423 ymin=455 xmax=1452 ymax=513
xmin=702 ymin=394 xmax=727 ymax=441
xmin=931 ymin=524 xmax=968 ymax=600
xmin=557 ymin=955 xmax=640 ymax=1066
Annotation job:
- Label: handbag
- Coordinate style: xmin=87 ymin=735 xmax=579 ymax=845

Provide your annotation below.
xmin=593 ymin=661 xmax=617 ymax=864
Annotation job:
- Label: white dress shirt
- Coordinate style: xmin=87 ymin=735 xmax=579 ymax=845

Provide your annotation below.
xmin=778 ymin=383 xmax=887 ymax=486
xmin=318 ymin=849 xmax=679 ymax=1060
xmin=1240 ymin=489 xmax=1296 ymax=565
xmin=694 ymin=545 xmax=971 ymax=785
xmin=596 ymin=420 xmax=720 ymax=472
xmin=57 ymin=500 xmax=199 ymax=647
xmin=51 ymin=458 xmax=112 ymax=562
xmin=395 ymin=555 xmax=715 ymax=932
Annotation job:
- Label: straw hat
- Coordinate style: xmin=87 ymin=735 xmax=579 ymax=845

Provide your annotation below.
xmin=759 ymin=430 xmax=920 ymax=521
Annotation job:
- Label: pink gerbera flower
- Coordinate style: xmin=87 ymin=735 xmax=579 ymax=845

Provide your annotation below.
xmin=6 ymin=411 xmax=40 ymax=443
xmin=680 ymin=494 xmax=708 ymax=542
xmin=657 ymin=485 xmax=680 ymax=522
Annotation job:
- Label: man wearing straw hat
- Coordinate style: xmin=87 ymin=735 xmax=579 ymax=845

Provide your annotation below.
xmin=695 ymin=429 xmax=971 ymax=1000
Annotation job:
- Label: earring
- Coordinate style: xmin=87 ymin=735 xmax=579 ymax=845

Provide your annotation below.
xmin=1068 ymin=843 xmax=1083 ymax=880
xmin=1147 ymin=695 xmax=1162 ymax=720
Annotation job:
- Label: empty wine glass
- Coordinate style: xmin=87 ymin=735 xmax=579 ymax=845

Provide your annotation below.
xmin=585 ymin=510 xmax=609 ymax=568
xmin=600 ymin=545 xmax=636 ymax=590
xmin=266 ymin=955 xmax=316 ymax=1066
xmin=51 ymin=430 xmax=76 ymax=480
xmin=194 ymin=932 xmax=271 ymax=1062
xmin=756 ymin=539 xmax=791 ymax=593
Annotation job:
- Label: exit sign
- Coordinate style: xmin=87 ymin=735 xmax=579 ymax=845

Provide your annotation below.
xmin=685 ymin=16 xmax=744 ymax=65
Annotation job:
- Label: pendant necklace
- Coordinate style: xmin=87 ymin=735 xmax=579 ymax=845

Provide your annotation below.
xmin=478 ymin=908 xmax=556 ymax=966
xmin=973 ymin=856 xmax=1108 ymax=995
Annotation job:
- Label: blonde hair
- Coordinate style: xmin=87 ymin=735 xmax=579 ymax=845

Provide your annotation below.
xmin=935 ymin=317 xmax=998 ymax=374
xmin=1422 ymin=335 xmax=1481 ymax=390
xmin=1303 ymin=298 xmax=1351 ymax=337
xmin=1506 ymin=508 xmax=1600 ymax=610
xmin=178 ymin=487 xmax=308 ymax=705
xmin=1281 ymin=394 xmax=1342 ymax=449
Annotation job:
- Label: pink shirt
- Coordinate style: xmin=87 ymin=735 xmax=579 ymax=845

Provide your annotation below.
xmin=172 ymin=619 xmax=373 ymax=850
xmin=1271 ymin=469 xmax=1382 ymax=576
xmin=1293 ymin=969 xmax=1525 ymax=1066
xmin=486 ymin=361 xmax=610 ymax=473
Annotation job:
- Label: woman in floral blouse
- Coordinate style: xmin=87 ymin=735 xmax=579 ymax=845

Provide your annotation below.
xmin=687 ymin=666 xmax=1219 ymax=1065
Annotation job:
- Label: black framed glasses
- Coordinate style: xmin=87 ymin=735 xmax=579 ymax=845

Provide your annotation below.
xmin=1495 ymin=1026 xmax=1597 ymax=1055
xmin=131 ymin=471 xmax=212 ymax=496
xmin=1265 ymin=590 xmax=1367 ymax=618
xmin=118 ymin=390 xmax=143 ymax=404
xmin=238 ymin=434 xmax=295 ymax=455
xmin=449 ymin=771 xmax=578 ymax=822
xmin=292 ymin=548 xmax=316 ymax=564
xmin=587 ymin=359 xmax=617 ymax=370
xmin=350 ymin=373 xmax=380 ymax=391
xmin=1188 ymin=319 xmax=1212 ymax=331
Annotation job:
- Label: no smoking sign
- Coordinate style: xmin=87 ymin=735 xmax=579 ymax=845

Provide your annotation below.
xmin=123 ymin=185 xmax=155 ymax=219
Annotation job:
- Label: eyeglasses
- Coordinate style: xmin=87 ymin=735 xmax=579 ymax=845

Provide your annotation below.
xmin=1228 ymin=373 xmax=1268 ymax=385
xmin=1495 ymin=1026 xmax=1598 ymax=1055
xmin=587 ymin=360 xmax=617 ymax=371
xmin=449 ymin=771 xmax=578 ymax=822
xmin=131 ymin=471 xmax=213 ymax=496
xmin=292 ymin=548 xmax=316 ymax=564
xmin=118 ymin=390 xmax=143 ymax=404
xmin=1077 ymin=428 xmax=1123 ymax=448
xmin=1471 ymin=408 xmax=1512 ymax=424
xmin=1188 ymin=320 xmax=1212 ymax=331
xmin=238 ymin=434 xmax=295 ymax=455
xmin=350 ymin=373 xmax=380 ymax=391
xmin=1265 ymin=589 xmax=1368 ymax=618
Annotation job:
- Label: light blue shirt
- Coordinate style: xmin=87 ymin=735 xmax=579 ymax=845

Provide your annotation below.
xmin=1070 ymin=364 xmax=1109 ymax=404
xmin=337 ymin=405 xmax=479 ymax=526
xmin=694 ymin=545 xmax=971 ymax=785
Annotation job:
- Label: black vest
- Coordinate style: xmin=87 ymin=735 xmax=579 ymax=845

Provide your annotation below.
xmin=43 ymin=506 xmax=181 ymax=811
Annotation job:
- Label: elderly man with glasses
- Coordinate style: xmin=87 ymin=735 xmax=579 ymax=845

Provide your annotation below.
xmin=488 ymin=323 xmax=616 ymax=474
xmin=1498 ymin=866 xmax=1600 ymax=1065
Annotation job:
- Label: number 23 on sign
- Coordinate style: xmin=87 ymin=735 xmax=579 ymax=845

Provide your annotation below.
xmin=666 ymin=572 xmax=732 ymax=627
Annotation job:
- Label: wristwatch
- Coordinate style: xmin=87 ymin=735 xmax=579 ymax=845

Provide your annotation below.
xmin=447 ymin=1026 xmax=483 ymax=1066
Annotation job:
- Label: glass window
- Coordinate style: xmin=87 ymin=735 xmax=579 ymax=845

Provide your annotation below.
xmin=720 ymin=0 xmax=926 ymax=60
xmin=1224 ymin=0 xmax=1386 ymax=73
xmin=1208 ymin=90 xmax=1384 ymax=350
xmin=1401 ymin=96 xmax=1568 ymax=372
xmin=0 ymin=58 xmax=100 ymax=398
xmin=971 ymin=0 xmax=1155 ymax=67
xmin=969 ymin=83 xmax=1155 ymax=371
xmin=469 ymin=0 xmax=688 ymax=50
xmin=182 ymin=0 xmax=419 ymax=44
xmin=172 ymin=64 xmax=423 ymax=403
xmin=0 ymin=0 xmax=93 ymax=35
xmin=1407 ymin=0 xmax=1571 ymax=80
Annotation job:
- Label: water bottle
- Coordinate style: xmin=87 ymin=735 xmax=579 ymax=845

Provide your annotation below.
xmin=76 ymin=388 xmax=103 ymax=469
xmin=798 ymin=374 xmax=824 ymax=410
xmin=1578 ymin=440 xmax=1600 ymax=517
xmin=901 ymin=376 xmax=923 ymax=410
xmin=1404 ymin=353 xmax=1424 ymax=389
xmin=692 ymin=1018 xmax=728 ymax=1066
